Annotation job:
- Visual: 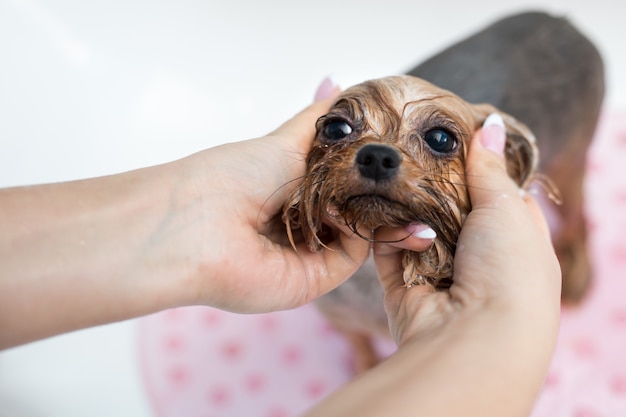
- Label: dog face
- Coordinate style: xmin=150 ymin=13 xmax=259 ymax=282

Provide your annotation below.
xmin=284 ymin=75 xmax=537 ymax=288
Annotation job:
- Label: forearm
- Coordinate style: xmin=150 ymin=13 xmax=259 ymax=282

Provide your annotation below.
xmin=306 ymin=308 xmax=557 ymax=417
xmin=0 ymin=162 xmax=188 ymax=348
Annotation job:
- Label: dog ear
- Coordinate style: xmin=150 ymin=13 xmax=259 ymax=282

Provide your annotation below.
xmin=471 ymin=103 xmax=539 ymax=188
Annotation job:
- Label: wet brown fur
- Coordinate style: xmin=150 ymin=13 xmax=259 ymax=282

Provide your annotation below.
xmin=284 ymin=75 xmax=537 ymax=289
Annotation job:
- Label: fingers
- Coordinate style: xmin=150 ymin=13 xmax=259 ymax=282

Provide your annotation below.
xmin=465 ymin=113 xmax=522 ymax=209
xmin=279 ymin=223 xmax=371 ymax=308
xmin=314 ymin=76 xmax=341 ymax=102
xmin=270 ymin=96 xmax=336 ymax=145
xmin=374 ymin=224 xmax=436 ymax=254
xmin=318 ymin=226 xmax=371 ymax=293
xmin=372 ymin=248 xmax=404 ymax=292
xmin=453 ymin=114 xmax=561 ymax=294
xmin=325 ymin=222 xmax=436 ymax=301
xmin=466 ymin=114 xmax=551 ymax=239
xmin=372 ymin=224 xmax=433 ymax=295
xmin=372 ymin=226 xmax=435 ymax=314
xmin=255 ymin=79 xmax=341 ymax=215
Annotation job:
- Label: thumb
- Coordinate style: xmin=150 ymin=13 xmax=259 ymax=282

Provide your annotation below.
xmin=466 ymin=113 xmax=521 ymax=208
xmin=468 ymin=113 xmax=552 ymax=240
xmin=260 ymin=78 xmax=340 ymax=207
xmin=454 ymin=113 xmax=560 ymax=309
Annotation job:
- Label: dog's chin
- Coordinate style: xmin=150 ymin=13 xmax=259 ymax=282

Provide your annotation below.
xmin=330 ymin=194 xmax=419 ymax=230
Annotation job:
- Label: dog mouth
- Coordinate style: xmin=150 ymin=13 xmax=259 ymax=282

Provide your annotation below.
xmin=328 ymin=194 xmax=420 ymax=230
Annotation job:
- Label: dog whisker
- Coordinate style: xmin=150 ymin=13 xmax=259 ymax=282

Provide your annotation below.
xmin=256 ymin=174 xmax=309 ymax=232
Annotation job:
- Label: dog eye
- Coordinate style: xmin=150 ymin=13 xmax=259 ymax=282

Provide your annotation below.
xmin=323 ymin=119 xmax=353 ymax=141
xmin=423 ymin=129 xmax=457 ymax=153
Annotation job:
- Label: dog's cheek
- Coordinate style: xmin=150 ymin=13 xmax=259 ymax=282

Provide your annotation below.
xmin=504 ymin=132 xmax=538 ymax=188
xmin=283 ymin=185 xmax=322 ymax=251
xmin=282 ymin=190 xmax=304 ymax=249
xmin=281 ymin=148 xmax=330 ymax=251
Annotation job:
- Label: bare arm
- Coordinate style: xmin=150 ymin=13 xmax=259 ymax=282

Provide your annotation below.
xmin=0 ymin=165 xmax=185 ymax=345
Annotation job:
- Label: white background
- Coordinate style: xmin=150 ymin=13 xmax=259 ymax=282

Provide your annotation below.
xmin=0 ymin=1 xmax=624 ymax=416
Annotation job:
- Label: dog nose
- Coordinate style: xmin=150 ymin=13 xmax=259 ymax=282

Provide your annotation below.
xmin=355 ymin=144 xmax=401 ymax=181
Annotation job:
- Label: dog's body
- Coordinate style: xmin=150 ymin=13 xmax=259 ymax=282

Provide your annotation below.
xmin=284 ymin=11 xmax=604 ymax=371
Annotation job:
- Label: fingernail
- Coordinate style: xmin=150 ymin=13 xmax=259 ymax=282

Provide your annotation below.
xmin=481 ymin=113 xmax=506 ymax=157
xmin=407 ymin=224 xmax=437 ymax=239
xmin=314 ymin=75 xmax=339 ymax=102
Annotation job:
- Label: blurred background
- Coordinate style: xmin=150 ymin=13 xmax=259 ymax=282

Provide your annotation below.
xmin=0 ymin=1 xmax=624 ymax=416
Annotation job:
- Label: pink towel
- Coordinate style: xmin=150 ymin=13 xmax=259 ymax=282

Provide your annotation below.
xmin=138 ymin=110 xmax=626 ymax=417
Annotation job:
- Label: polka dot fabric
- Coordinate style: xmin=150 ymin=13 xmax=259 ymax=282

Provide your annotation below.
xmin=138 ymin=305 xmax=369 ymax=417
xmin=138 ymin=110 xmax=626 ymax=417
xmin=532 ymin=110 xmax=626 ymax=417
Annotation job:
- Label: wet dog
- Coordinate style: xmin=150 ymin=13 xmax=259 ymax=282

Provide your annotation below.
xmin=283 ymin=74 xmax=539 ymax=370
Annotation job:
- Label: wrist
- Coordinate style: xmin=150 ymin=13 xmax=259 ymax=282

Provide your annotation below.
xmin=310 ymin=304 xmax=558 ymax=417
xmin=404 ymin=308 xmax=555 ymax=417
xmin=151 ymin=149 xmax=236 ymax=310
xmin=131 ymin=155 xmax=217 ymax=310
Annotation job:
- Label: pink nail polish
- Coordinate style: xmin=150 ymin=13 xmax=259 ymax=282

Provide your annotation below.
xmin=314 ymin=76 xmax=339 ymax=101
xmin=481 ymin=113 xmax=506 ymax=157
xmin=406 ymin=224 xmax=437 ymax=239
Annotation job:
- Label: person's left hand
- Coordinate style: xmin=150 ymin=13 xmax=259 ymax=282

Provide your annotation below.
xmin=164 ymin=83 xmax=372 ymax=313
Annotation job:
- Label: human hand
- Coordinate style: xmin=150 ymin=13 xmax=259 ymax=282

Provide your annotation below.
xmin=0 ymin=79 xmax=375 ymax=348
xmin=373 ymin=114 xmax=562 ymax=346
xmin=168 ymin=79 xmax=371 ymax=313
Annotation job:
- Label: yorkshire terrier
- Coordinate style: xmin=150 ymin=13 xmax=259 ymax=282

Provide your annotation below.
xmin=283 ymin=11 xmax=604 ymax=371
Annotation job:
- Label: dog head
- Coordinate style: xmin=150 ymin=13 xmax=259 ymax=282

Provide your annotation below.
xmin=283 ymin=75 xmax=537 ymax=287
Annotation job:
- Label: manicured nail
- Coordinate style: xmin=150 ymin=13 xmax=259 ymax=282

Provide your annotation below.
xmin=481 ymin=113 xmax=506 ymax=157
xmin=314 ymin=75 xmax=339 ymax=102
xmin=407 ymin=224 xmax=437 ymax=239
